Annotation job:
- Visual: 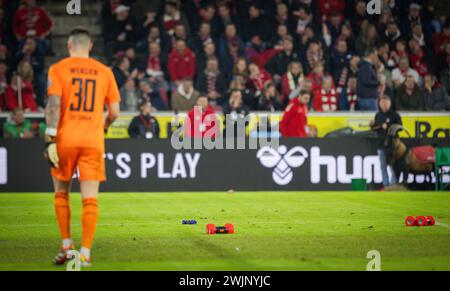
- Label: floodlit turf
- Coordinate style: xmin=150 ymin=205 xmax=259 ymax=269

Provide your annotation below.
xmin=0 ymin=192 xmax=449 ymax=271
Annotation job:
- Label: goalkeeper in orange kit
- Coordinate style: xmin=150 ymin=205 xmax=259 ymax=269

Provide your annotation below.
xmin=44 ymin=28 xmax=120 ymax=267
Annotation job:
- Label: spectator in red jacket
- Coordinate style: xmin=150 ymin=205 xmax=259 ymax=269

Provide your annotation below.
xmin=318 ymin=0 xmax=345 ymax=21
xmin=185 ymin=96 xmax=218 ymax=138
xmin=313 ymin=76 xmax=338 ymax=112
xmin=5 ymin=73 xmax=38 ymax=112
xmin=168 ymin=38 xmax=196 ymax=86
xmin=13 ymin=0 xmax=52 ymax=41
xmin=280 ymin=90 xmax=311 ymax=138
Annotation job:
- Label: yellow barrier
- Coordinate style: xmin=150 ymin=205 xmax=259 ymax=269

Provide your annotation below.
xmin=104 ymin=112 xmax=450 ymax=139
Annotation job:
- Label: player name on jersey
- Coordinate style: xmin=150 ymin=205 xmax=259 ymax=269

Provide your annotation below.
xmin=70 ymin=67 xmax=99 ymax=76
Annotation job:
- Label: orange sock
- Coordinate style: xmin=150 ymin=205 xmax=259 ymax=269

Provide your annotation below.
xmin=54 ymin=192 xmax=71 ymax=240
xmin=81 ymin=198 xmax=98 ymax=250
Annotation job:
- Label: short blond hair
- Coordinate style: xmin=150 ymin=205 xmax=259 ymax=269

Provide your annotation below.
xmin=68 ymin=27 xmax=91 ymax=48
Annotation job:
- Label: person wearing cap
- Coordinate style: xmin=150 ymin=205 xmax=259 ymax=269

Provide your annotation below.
xmin=370 ymin=96 xmax=402 ymax=187
xmin=115 ymin=5 xmax=131 ymax=16
xmin=105 ymin=5 xmax=136 ymax=61
xmin=128 ymin=100 xmax=160 ymax=139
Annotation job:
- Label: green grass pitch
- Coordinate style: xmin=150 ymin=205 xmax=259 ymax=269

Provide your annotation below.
xmin=0 ymin=191 xmax=449 ymax=271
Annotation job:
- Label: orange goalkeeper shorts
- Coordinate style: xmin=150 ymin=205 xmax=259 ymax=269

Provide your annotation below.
xmin=51 ymin=146 xmax=106 ymax=182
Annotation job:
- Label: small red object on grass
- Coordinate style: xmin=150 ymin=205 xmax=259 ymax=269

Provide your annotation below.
xmin=405 ymin=216 xmax=416 ymax=226
xmin=406 ymin=216 xmax=435 ymax=227
xmin=416 ymin=216 xmax=428 ymax=226
xmin=206 ymin=223 xmax=235 ymax=234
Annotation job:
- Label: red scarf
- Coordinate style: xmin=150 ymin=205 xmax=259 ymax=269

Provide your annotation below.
xmin=147 ymin=55 xmax=161 ymax=71
xmin=346 ymin=89 xmax=357 ymax=111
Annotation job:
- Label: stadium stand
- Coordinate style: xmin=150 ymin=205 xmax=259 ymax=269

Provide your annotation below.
xmin=0 ymin=0 xmax=449 ymax=139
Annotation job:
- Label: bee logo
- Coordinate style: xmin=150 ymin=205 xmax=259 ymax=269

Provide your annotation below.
xmin=257 ymin=146 xmax=308 ymax=185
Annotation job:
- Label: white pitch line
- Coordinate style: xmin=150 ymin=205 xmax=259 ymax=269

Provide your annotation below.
xmin=435 ymin=222 xmax=450 ymax=228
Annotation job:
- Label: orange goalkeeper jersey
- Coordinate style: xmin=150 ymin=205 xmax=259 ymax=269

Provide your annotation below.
xmin=47 ymin=57 xmax=120 ymax=150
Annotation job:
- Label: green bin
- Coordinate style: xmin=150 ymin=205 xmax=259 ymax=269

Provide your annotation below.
xmin=351 ymin=178 xmax=367 ymax=191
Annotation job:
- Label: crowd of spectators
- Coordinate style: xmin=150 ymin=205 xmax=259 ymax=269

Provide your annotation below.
xmin=0 ymin=0 xmax=53 ymax=113
xmin=101 ymin=0 xmax=450 ymax=114
xmin=1 ymin=0 xmax=450 ymax=139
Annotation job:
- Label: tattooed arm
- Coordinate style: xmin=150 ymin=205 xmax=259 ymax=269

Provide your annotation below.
xmin=44 ymin=95 xmax=61 ymax=141
xmin=44 ymin=95 xmax=61 ymax=168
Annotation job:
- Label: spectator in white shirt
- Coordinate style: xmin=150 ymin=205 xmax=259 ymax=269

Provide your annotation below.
xmin=391 ymin=56 xmax=420 ymax=88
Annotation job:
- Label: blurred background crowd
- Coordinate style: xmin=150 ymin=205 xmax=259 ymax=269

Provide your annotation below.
xmin=0 ymin=0 xmax=449 ymax=138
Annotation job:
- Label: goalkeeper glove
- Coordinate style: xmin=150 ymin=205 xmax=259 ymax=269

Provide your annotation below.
xmin=44 ymin=135 xmax=59 ymax=168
